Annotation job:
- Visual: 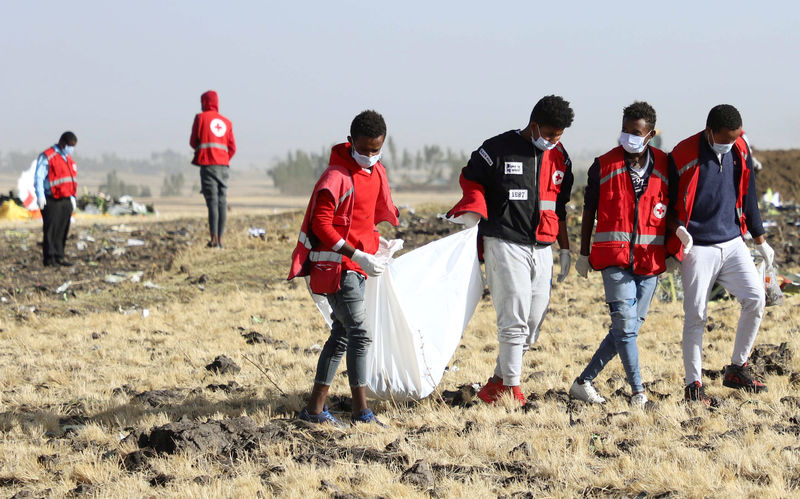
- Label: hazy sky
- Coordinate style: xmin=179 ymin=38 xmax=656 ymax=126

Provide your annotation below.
xmin=2 ymin=1 xmax=798 ymax=168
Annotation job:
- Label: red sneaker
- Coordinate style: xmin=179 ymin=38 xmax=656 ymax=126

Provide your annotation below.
xmin=507 ymin=385 xmax=527 ymax=406
xmin=477 ymin=377 xmax=504 ymax=404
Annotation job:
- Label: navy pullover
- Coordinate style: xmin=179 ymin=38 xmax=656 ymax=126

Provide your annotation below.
xmin=668 ymin=136 xmax=764 ymax=245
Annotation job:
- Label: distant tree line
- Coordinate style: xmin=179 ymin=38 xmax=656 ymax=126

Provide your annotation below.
xmin=268 ymin=137 xmax=468 ymax=195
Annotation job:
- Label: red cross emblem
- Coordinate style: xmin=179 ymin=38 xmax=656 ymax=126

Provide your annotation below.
xmin=210 ymin=118 xmax=227 ymax=138
xmin=653 ymin=202 xmax=666 ymax=219
xmin=552 ymin=170 xmax=564 ymax=185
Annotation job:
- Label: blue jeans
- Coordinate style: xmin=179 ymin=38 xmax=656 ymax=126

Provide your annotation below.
xmin=579 ymin=267 xmax=658 ymax=394
xmin=314 ymin=271 xmax=371 ymax=388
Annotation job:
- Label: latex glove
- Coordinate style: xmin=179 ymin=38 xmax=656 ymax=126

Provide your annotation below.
xmin=557 ymin=249 xmax=571 ymax=282
xmin=351 ymin=249 xmax=386 ymax=277
xmin=675 ymin=226 xmax=693 ymax=254
xmin=575 ymin=254 xmax=591 ymax=278
xmin=461 ymin=212 xmax=480 ymax=228
xmin=665 ymin=256 xmax=681 ymax=273
xmin=70 ymin=196 xmax=77 ymax=211
xmin=756 ymin=241 xmax=774 ymax=269
xmin=37 ymin=197 xmax=46 ymax=211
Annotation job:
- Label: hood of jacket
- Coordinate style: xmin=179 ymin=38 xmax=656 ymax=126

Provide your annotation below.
xmin=330 ymin=142 xmax=368 ymax=174
xmin=201 ymin=90 xmax=219 ymax=112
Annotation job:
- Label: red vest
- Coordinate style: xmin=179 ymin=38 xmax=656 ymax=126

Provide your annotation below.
xmin=288 ymin=143 xmax=399 ymax=294
xmin=44 ymin=147 xmax=77 ymax=198
xmin=666 ymin=132 xmax=750 ymax=258
xmin=192 ymin=111 xmax=234 ymax=166
xmin=589 ymin=146 xmax=669 ymax=275
xmin=535 ymin=144 xmax=568 ymax=243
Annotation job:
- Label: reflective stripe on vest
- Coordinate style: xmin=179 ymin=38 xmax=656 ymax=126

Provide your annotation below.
xmin=198 ymin=142 xmax=229 ymax=151
xmin=339 ymin=186 xmax=354 ymax=206
xmin=298 ymin=231 xmax=312 ymax=250
xmin=540 ymin=200 xmax=556 ymax=211
xmin=600 ymin=166 xmax=627 ymax=185
xmin=652 ymin=168 xmax=668 ymax=185
xmin=594 ymin=231 xmax=664 ymax=246
xmin=309 ymin=250 xmax=342 ymax=263
xmin=50 ymin=177 xmax=75 ymax=187
xmin=736 ymin=207 xmax=743 ymax=218
xmin=678 ymin=159 xmax=697 ymax=176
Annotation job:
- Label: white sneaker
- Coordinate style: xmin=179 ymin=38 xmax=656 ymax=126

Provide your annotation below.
xmin=630 ymin=392 xmax=648 ymax=407
xmin=569 ymin=378 xmax=606 ymax=404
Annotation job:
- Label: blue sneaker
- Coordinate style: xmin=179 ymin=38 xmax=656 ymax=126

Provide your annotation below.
xmin=351 ymin=408 xmax=387 ymax=428
xmin=298 ymin=405 xmax=345 ymax=428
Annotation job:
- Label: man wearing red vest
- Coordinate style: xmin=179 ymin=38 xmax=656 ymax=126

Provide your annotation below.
xmin=448 ymin=95 xmax=575 ymax=406
xmin=668 ymin=104 xmax=771 ymax=405
xmin=571 ymin=102 xmax=669 ymax=407
xmin=34 ymin=131 xmax=78 ymax=267
xmin=190 ymin=90 xmax=236 ymax=248
xmin=288 ymin=110 xmax=399 ymax=426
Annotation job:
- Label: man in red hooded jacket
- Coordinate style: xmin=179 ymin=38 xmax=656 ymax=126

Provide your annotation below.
xmin=288 ymin=110 xmax=399 ymax=427
xmin=190 ymin=90 xmax=236 ymax=248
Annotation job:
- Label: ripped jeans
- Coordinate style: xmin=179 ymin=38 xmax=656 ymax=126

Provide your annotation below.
xmin=578 ymin=266 xmax=658 ymax=394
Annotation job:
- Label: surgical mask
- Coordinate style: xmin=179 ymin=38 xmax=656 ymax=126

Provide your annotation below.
xmin=618 ymin=132 xmax=649 ymax=154
xmin=63 ymin=145 xmax=75 ymax=156
xmin=709 ymin=133 xmax=734 ymax=156
xmin=532 ymin=124 xmax=558 ymax=151
xmin=351 ymin=147 xmax=381 ymax=168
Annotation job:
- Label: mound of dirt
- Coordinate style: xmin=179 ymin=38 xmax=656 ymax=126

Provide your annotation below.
xmin=754 ymin=149 xmax=800 ymax=201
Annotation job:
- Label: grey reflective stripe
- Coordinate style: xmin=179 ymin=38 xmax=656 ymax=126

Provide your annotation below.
xmin=540 ymin=200 xmax=556 ymax=211
xmin=298 ymin=231 xmax=312 ymax=250
xmin=594 ymin=231 xmax=631 ymax=243
xmin=309 ymin=251 xmax=342 ymax=263
xmin=736 ymin=207 xmax=743 ymax=218
xmin=50 ymin=177 xmax=76 ymax=186
xmin=198 ymin=142 xmax=229 ymax=151
xmin=339 ymin=186 xmax=354 ymax=206
xmin=635 ymin=234 xmax=664 ymax=245
xmin=652 ymin=168 xmax=668 ymax=185
xmin=600 ymin=166 xmax=627 ymax=185
xmin=678 ymin=159 xmax=697 ymax=176
xmin=46 ymin=152 xmax=58 ymax=161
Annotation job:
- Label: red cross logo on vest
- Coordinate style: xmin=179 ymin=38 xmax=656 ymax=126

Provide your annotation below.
xmin=552 ymin=170 xmax=564 ymax=185
xmin=210 ymin=118 xmax=227 ymax=138
xmin=653 ymin=202 xmax=666 ymax=219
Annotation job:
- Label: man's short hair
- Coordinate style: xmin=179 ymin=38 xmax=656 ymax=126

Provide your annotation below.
xmin=530 ymin=95 xmax=574 ymax=129
xmin=706 ymin=104 xmax=742 ymax=132
xmin=59 ymin=131 xmax=78 ymax=145
xmin=622 ymin=101 xmax=657 ymax=131
xmin=350 ymin=110 xmax=386 ymax=140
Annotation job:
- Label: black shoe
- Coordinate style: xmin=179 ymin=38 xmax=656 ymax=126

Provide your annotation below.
xmin=43 ymin=259 xmax=55 ymax=267
xmin=684 ymin=381 xmax=712 ymax=407
xmin=55 ymin=258 xmax=73 ymax=267
xmin=723 ymin=362 xmax=768 ymax=393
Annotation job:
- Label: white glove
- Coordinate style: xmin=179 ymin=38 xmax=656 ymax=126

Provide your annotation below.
xmin=557 ymin=249 xmax=571 ymax=282
xmin=70 ymin=196 xmax=77 ymax=210
xmin=676 ymin=226 xmax=693 ymax=254
xmin=575 ymin=254 xmax=591 ymax=278
xmin=665 ymin=257 xmax=681 ymax=274
xmin=756 ymin=241 xmax=774 ymax=269
xmin=461 ymin=212 xmax=480 ymax=228
xmin=351 ymin=249 xmax=386 ymax=277
xmin=37 ymin=197 xmax=46 ymax=210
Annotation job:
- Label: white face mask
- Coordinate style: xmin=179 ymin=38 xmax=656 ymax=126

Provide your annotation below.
xmin=63 ymin=145 xmax=75 ymax=156
xmin=709 ymin=132 xmax=734 ymax=155
xmin=532 ymin=123 xmax=558 ymax=151
xmin=618 ymin=132 xmax=650 ymax=154
xmin=351 ymin=147 xmax=381 ymax=168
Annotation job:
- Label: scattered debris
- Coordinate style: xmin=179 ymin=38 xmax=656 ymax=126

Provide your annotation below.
xmin=205 ymin=355 xmax=241 ymax=375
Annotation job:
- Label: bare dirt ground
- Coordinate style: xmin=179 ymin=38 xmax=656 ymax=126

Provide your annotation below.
xmin=1 ymin=192 xmax=799 ymax=497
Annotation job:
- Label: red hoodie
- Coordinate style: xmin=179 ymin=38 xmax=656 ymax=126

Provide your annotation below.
xmin=190 ymin=90 xmax=236 ymax=166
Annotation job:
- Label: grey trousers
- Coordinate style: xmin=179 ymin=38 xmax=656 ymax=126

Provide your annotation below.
xmin=314 ymin=271 xmax=371 ymax=388
xmin=200 ymin=165 xmax=229 ymax=238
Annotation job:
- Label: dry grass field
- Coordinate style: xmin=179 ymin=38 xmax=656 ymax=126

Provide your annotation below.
xmin=1 ymin=198 xmax=799 ymax=498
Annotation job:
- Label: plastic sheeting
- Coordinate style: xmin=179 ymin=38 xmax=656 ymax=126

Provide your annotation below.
xmin=310 ymin=226 xmax=483 ymax=400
